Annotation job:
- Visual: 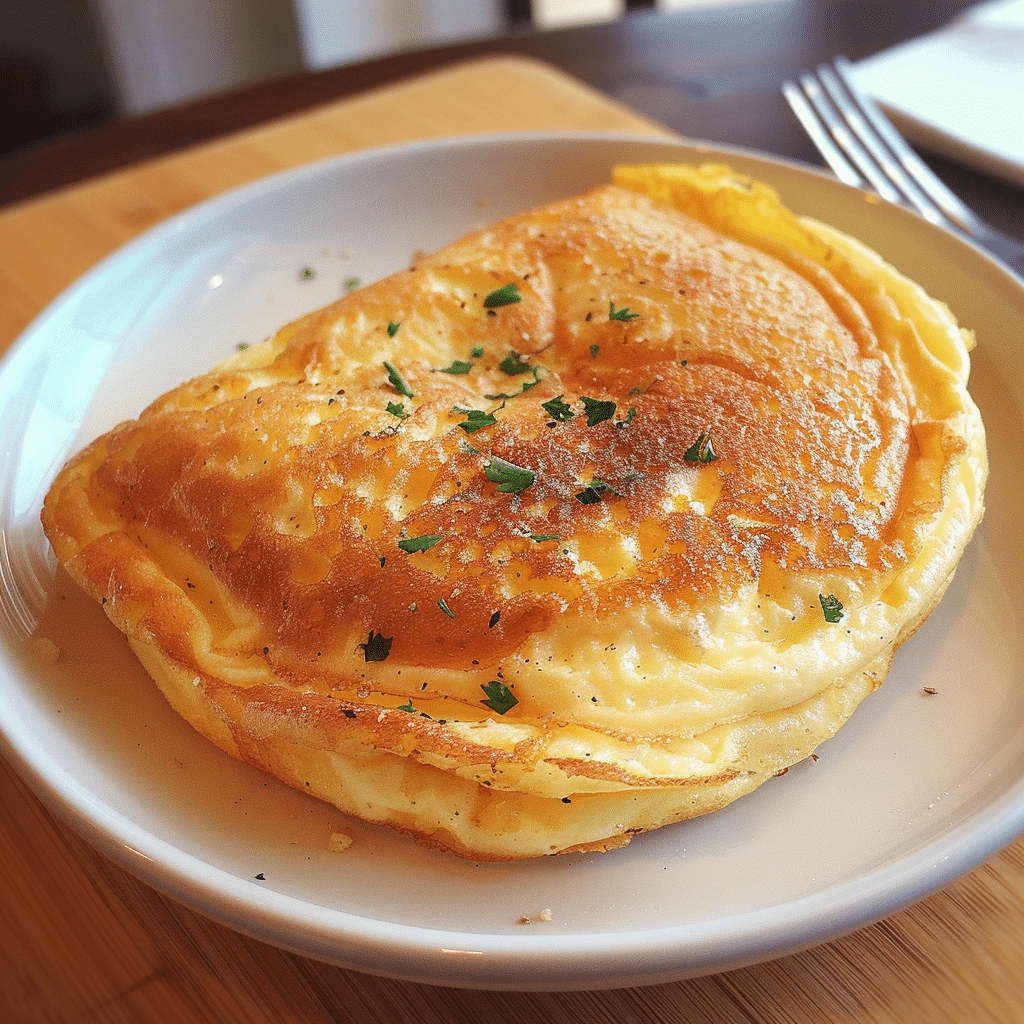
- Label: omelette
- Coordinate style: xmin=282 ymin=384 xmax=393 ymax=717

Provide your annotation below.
xmin=40 ymin=163 xmax=987 ymax=859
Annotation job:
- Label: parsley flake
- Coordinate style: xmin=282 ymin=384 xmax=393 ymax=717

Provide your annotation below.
xmin=358 ymin=630 xmax=393 ymax=662
xmin=397 ymin=700 xmax=417 ymax=713
xmin=438 ymin=360 xmax=473 ymax=375
xmin=471 ymin=345 xmax=484 ymax=357
xmin=385 ymin=401 xmax=407 ymax=418
xmin=485 ymin=457 xmax=535 ymax=494
xmin=609 ymin=302 xmax=640 ymax=322
xmin=574 ymin=485 xmax=604 ymax=505
xmin=574 ymin=478 xmax=626 ymax=504
xmin=384 ymin=361 xmax=414 ymax=398
xmin=616 ymin=407 xmax=637 ymax=429
xmin=590 ymin=344 xmax=600 ymax=358
xmin=499 ymin=350 xmax=531 ymax=375
xmin=484 ymin=283 xmax=522 ymax=308
xmin=580 ymin=396 xmax=617 ymax=426
xmin=457 ymin=408 xmax=498 ymax=433
xmin=438 ymin=598 xmax=455 ymax=618
xmin=387 ymin=320 xmax=401 ymax=337
xmin=530 ymin=533 xmax=560 ymax=542
xmin=684 ymin=429 xmax=717 ymax=464
xmin=481 ymin=679 xmax=518 ymax=715
xmin=541 ymin=395 xmax=575 ymax=423
xmin=819 ymin=593 xmax=845 ymax=623
xmin=299 ymin=266 xmax=315 ymax=280
xmin=398 ymin=534 xmax=443 ymax=553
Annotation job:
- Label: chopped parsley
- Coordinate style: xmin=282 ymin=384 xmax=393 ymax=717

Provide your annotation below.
xmin=438 ymin=360 xmax=473 ymax=375
xmin=438 ymin=598 xmax=455 ymax=618
xmin=499 ymin=350 xmax=531 ymax=375
xmin=398 ymin=534 xmax=443 ymax=553
xmin=396 ymin=700 xmax=417 ymax=713
xmin=358 ymin=630 xmax=393 ymax=662
xmin=299 ymin=266 xmax=315 ymax=280
xmin=344 ymin=276 xmax=360 ymax=291
xmin=480 ymin=679 xmax=518 ymax=715
xmin=590 ymin=344 xmax=600 ymax=358
xmin=616 ymin=407 xmax=637 ymax=429
xmin=684 ymin=429 xmax=717 ymax=464
xmin=541 ymin=395 xmax=575 ymax=422
xmin=575 ymin=485 xmax=604 ymax=505
xmin=385 ymin=401 xmax=407 ymax=418
xmin=387 ymin=320 xmax=401 ymax=337
xmin=483 ymin=283 xmax=522 ymax=308
xmin=575 ymin=477 xmax=626 ymax=504
xmin=609 ymin=302 xmax=640 ymax=322
xmin=384 ymin=361 xmax=414 ymax=398
xmin=580 ymin=396 xmax=617 ymax=426
xmin=530 ymin=533 xmax=560 ymax=542
xmin=471 ymin=345 xmax=484 ymax=358
xmin=485 ymin=457 xmax=535 ymax=494
xmin=457 ymin=408 xmax=498 ymax=433
xmin=819 ymin=593 xmax=845 ymax=623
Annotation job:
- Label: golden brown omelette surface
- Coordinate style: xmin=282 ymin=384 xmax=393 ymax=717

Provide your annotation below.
xmin=41 ymin=164 xmax=986 ymax=859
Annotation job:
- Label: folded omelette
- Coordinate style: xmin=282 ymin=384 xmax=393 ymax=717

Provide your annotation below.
xmin=41 ymin=163 xmax=987 ymax=859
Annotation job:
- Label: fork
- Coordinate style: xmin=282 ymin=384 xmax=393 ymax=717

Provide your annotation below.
xmin=782 ymin=56 xmax=1024 ymax=278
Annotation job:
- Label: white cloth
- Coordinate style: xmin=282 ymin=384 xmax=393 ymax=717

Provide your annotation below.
xmin=853 ymin=0 xmax=1024 ymax=188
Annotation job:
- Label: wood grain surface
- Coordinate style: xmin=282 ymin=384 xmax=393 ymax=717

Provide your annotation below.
xmin=1 ymin=56 xmax=1022 ymax=1024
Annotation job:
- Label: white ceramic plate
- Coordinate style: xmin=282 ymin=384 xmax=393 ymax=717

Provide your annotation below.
xmin=1 ymin=133 xmax=1022 ymax=992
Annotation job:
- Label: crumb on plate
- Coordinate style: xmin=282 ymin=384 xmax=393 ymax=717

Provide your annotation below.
xmin=328 ymin=830 xmax=354 ymax=853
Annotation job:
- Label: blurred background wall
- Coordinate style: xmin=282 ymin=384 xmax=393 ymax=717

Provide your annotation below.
xmin=0 ymin=0 xmax=767 ymax=157
xmin=292 ymin=0 xmax=506 ymax=72
xmin=92 ymin=0 xmax=306 ymax=114
xmin=1 ymin=0 xmax=114 ymax=153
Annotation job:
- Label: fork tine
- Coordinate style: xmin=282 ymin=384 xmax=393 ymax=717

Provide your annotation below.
xmin=786 ymin=58 xmax=1024 ymax=274
xmin=828 ymin=57 xmax=984 ymax=236
xmin=817 ymin=60 xmax=965 ymax=231
xmin=815 ymin=63 xmax=930 ymax=207
xmin=780 ymin=78 xmax=870 ymax=191
xmin=784 ymin=57 xmax=986 ymax=238
xmin=787 ymin=68 xmax=910 ymax=207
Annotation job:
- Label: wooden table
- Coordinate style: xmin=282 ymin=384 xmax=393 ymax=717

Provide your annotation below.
xmin=2 ymin=5 xmax=1023 ymax=1021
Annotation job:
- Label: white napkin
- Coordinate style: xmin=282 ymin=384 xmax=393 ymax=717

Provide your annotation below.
xmin=853 ymin=0 xmax=1024 ymax=188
